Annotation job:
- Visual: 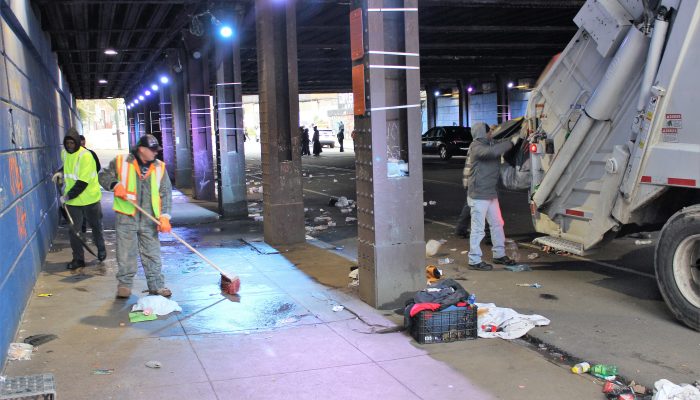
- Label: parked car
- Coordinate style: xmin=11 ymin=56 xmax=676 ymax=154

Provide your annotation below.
xmin=318 ymin=129 xmax=336 ymax=148
xmin=421 ymin=126 xmax=472 ymax=160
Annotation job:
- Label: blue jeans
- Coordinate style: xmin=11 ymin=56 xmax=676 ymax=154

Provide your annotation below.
xmin=467 ymin=197 xmax=506 ymax=264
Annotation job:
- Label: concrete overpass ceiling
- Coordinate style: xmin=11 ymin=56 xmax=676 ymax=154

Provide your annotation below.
xmin=32 ymin=0 xmax=582 ymax=99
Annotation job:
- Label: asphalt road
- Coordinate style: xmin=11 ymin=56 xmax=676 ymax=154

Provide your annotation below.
xmin=243 ymin=143 xmax=699 ymax=389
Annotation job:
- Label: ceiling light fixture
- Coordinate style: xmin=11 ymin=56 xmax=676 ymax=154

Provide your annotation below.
xmin=160 ymin=75 xmax=170 ymax=84
xmin=98 ymin=79 xmax=108 ymax=84
xmin=151 ymin=84 xmax=159 ymax=91
xmin=104 ymin=49 xmax=118 ymax=55
xmin=138 ymin=95 xmax=144 ymax=100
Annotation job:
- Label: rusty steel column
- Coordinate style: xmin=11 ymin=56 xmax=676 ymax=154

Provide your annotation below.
xmin=497 ymin=75 xmax=509 ymax=124
xmin=458 ymin=79 xmax=470 ymax=127
xmin=187 ymin=40 xmax=216 ymax=200
xmin=350 ymin=0 xmax=425 ymax=309
xmin=256 ymin=0 xmax=305 ymax=245
xmin=214 ymin=12 xmax=247 ymax=218
xmin=159 ymin=86 xmax=176 ymax=177
xmin=170 ymin=49 xmax=193 ymax=189
xmin=426 ymin=82 xmax=437 ymax=129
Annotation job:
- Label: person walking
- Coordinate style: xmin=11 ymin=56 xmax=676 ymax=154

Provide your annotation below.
xmin=52 ymin=128 xmax=107 ymax=269
xmin=337 ymin=121 xmax=345 ymax=152
xmin=312 ymin=125 xmax=322 ymax=156
xmin=464 ymin=122 xmax=523 ymax=270
xmin=301 ymin=127 xmax=311 ymax=156
xmin=99 ymin=134 xmax=173 ymax=298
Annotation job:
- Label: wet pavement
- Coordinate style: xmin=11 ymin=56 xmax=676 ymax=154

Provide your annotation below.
xmin=2 ymin=183 xmax=602 ymax=399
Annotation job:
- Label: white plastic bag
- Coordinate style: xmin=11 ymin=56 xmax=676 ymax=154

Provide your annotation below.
xmin=425 ymin=239 xmax=442 ymax=257
xmin=132 ymin=295 xmax=182 ymax=316
xmin=652 ymin=379 xmax=700 ymax=400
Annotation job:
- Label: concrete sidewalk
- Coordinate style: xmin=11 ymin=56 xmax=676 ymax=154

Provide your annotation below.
xmin=2 ymin=192 xmax=601 ymax=399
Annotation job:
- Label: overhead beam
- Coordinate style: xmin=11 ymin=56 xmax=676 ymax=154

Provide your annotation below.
xmin=419 ymin=0 xmax=584 ymax=8
xmin=421 ymin=25 xmax=577 ymax=33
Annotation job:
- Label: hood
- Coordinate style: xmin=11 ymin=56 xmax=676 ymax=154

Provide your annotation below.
xmin=471 ymin=122 xmax=490 ymax=140
xmin=63 ymin=128 xmax=81 ymax=153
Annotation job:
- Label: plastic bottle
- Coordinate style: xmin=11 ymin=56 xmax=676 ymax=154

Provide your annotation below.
xmin=590 ymin=364 xmax=618 ymax=378
xmin=467 ymin=293 xmax=476 ymax=305
xmin=505 ymin=239 xmax=519 ymax=262
xmin=571 ymin=362 xmax=590 ymax=374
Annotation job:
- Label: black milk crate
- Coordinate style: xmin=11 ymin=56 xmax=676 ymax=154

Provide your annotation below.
xmin=410 ymin=305 xmax=478 ymax=344
xmin=0 ymin=373 xmax=56 ymax=400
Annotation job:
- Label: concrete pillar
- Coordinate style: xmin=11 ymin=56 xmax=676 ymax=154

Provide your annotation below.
xmin=159 ymin=86 xmax=176 ymax=178
xmin=256 ymin=0 xmax=305 ymax=245
xmin=350 ymin=1 xmax=425 ymax=309
xmin=170 ymin=49 xmax=193 ymax=189
xmin=458 ymin=80 xmax=469 ymax=127
xmin=497 ymin=75 xmax=510 ymax=124
xmin=187 ymin=39 xmax=216 ymax=200
xmin=214 ymin=13 xmax=247 ymax=218
xmin=426 ymin=83 xmax=437 ymax=129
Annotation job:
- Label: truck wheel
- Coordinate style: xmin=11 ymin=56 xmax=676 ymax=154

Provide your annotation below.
xmin=439 ymin=145 xmax=451 ymax=160
xmin=655 ymin=205 xmax=700 ymax=331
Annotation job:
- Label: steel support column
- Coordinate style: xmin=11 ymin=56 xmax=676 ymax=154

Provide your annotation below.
xmin=497 ymin=75 xmax=509 ymax=124
xmin=170 ymin=49 xmax=193 ymax=189
xmin=426 ymin=82 xmax=437 ymax=129
xmin=187 ymin=40 xmax=216 ymax=200
xmin=256 ymin=0 xmax=305 ymax=245
xmin=458 ymin=80 xmax=469 ymax=127
xmin=159 ymin=86 xmax=176 ymax=177
xmin=214 ymin=13 xmax=247 ymax=218
xmin=350 ymin=0 xmax=425 ymax=309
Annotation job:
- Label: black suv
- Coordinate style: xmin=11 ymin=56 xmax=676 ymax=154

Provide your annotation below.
xmin=421 ymin=126 xmax=472 ymax=160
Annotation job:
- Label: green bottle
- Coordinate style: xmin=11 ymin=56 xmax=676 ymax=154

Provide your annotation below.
xmin=591 ymin=364 xmax=618 ymax=378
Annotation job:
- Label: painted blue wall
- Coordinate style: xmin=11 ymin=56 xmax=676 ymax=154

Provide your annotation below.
xmin=0 ymin=1 xmax=78 ymax=369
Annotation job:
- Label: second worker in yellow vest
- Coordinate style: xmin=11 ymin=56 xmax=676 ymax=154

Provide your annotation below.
xmin=99 ymin=134 xmax=173 ymax=299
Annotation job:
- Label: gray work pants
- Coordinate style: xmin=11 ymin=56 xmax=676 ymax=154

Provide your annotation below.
xmin=66 ymin=202 xmax=106 ymax=262
xmin=115 ymin=213 xmax=164 ymax=291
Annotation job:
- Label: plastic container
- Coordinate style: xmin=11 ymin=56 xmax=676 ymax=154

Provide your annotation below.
xmin=591 ymin=364 xmax=618 ymax=378
xmin=468 ymin=293 xmax=476 ymax=305
xmin=410 ymin=306 xmax=478 ymax=344
xmin=571 ymin=362 xmax=591 ymax=374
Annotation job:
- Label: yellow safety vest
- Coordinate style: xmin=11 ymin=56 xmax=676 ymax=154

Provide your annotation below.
xmin=112 ymin=154 xmax=165 ymax=218
xmin=61 ymin=147 xmax=101 ymax=206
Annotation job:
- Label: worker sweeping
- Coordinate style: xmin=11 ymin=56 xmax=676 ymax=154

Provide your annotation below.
xmin=99 ymin=134 xmax=173 ymax=299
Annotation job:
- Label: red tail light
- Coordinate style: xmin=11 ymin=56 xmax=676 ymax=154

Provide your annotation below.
xmin=529 ymin=143 xmax=538 ymax=153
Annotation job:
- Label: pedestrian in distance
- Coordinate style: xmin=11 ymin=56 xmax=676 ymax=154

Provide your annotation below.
xmin=52 ymin=128 xmax=107 ymax=269
xmin=312 ymin=125 xmax=322 ymax=156
xmin=301 ymin=127 xmax=311 ymax=156
xmin=99 ymin=134 xmax=173 ymax=299
xmin=464 ymin=122 xmax=525 ymax=270
xmin=337 ymin=121 xmax=345 ymax=152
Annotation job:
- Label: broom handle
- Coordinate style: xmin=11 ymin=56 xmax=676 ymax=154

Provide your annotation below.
xmin=129 ymin=200 xmax=236 ymax=281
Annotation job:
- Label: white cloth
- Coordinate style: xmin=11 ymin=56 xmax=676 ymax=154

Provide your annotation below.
xmin=132 ymin=295 xmax=182 ymax=316
xmin=652 ymin=379 xmax=700 ymax=400
xmin=476 ymin=302 xmax=550 ymax=339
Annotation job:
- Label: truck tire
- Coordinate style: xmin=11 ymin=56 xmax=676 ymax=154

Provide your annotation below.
xmin=655 ymin=205 xmax=700 ymax=331
xmin=439 ymin=145 xmax=451 ymax=160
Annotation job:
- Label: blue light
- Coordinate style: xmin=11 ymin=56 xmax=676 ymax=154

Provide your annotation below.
xmin=151 ymin=84 xmax=159 ymax=91
xmin=220 ymin=26 xmax=233 ymax=38
xmin=135 ymin=99 xmax=140 ymax=104
xmin=138 ymin=95 xmax=144 ymax=100
xmin=145 ymin=90 xmax=151 ymax=96
xmin=160 ymin=76 xmax=169 ymax=84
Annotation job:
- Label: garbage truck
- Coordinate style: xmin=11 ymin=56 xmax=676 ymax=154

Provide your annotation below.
xmin=523 ymin=0 xmax=700 ymax=330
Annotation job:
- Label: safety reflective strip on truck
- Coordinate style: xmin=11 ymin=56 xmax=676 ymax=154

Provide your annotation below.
xmin=564 ymin=209 xmax=593 ymax=219
xmin=640 ymin=176 xmax=697 ymax=187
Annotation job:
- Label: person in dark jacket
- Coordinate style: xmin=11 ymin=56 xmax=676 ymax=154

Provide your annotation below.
xmin=301 ymin=127 xmax=310 ymax=156
xmin=337 ymin=121 xmax=345 ymax=152
xmin=312 ymin=126 xmax=322 ymax=156
xmin=464 ymin=122 xmax=523 ymax=270
xmin=80 ymin=135 xmax=101 ymax=173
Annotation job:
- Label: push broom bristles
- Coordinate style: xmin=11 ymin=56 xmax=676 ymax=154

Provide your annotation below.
xmin=221 ymin=274 xmax=241 ymax=295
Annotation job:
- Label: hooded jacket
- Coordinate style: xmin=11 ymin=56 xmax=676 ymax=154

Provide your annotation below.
xmin=464 ymin=122 xmax=513 ymax=200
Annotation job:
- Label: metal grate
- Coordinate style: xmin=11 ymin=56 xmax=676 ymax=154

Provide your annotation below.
xmin=533 ymin=236 xmax=586 ymax=256
xmin=0 ymin=374 xmax=56 ymax=400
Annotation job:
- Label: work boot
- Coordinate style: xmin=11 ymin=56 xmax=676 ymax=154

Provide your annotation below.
xmin=150 ymin=288 xmax=172 ymax=298
xmin=493 ymin=256 xmax=517 ymax=266
xmin=468 ymin=261 xmax=493 ymax=271
xmin=116 ymin=286 xmax=131 ymax=299
xmin=66 ymin=259 xmax=85 ymax=270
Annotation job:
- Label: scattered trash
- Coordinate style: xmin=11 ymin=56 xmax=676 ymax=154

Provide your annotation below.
xmin=449 ymin=248 xmax=457 ymax=252
xmin=23 ymin=334 xmax=58 ymax=347
xmin=539 ymin=294 xmax=559 ymax=300
xmin=516 ymin=283 xmax=541 ymax=288
xmin=37 ymin=293 xmax=53 ymax=297
xmin=428 ymin=200 xmax=437 ymax=205
xmin=590 ymin=364 xmax=618 ymax=379
xmin=145 ymin=361 xmax=162 ymax=369
xmin=340 ymin=208 xmax=353 ymax=214
xmin=253 ymin=216 xmax=264 ymax=222
xmin=475 ymin=302 xmax=550 ymax=339
xmin=327 ymin=221 xmax=336 ymax=227
xmin=348 ymin=267 xmax=359 ymax=287
xmin=423 ymin=202 xmax=428 ymax=206
xmin=314 ymin=216 xmax=332 ymax=223
xmin=129 ymin=311 xmax=158 ymax=323
xmin=628 ymin=232 xmax=651 ymax=239
xmin=7 ymin=343 xmax=33 ymax=361
xmin=571 ymin=362 xmax=591 ymax=374
xmin=332 ymin=305 xmax=345 ymax=312
xmin=334 ymin=196 xmax=349 ymax=207
xmin=333 ymin=179 xmax=338 ymax=183
xmin=505 ymin=239 xmax=519 ymax=262
xmin=314 ymin=225 xmax=329 ymax=231
xmin=460 ymin=250 xmax=468 ymax=255
xmin=635 ymin=239 xmax=653 ymax=245
xmin=425 ymin=239 xmax=442 ymax=257
xmin=527 ymin=253 xmax=539 ymax=260
xmin=629 ymin=381 xmax=647 ymax=395
xmin=132 ymin=295 xmax=182 ymax=316
xmin=345 ymin=217 xmax=357 ymax=222
xmin=92 ymin=369 xmax=114 ymax=375
xmin=653 ymin=379 xmax=700 ymax=400
xmin=277 ymin=317 xmax=297 ymax=325
xmin=335 ymin=246 xmax=344 ymax=250
xmin=425 ymin=265 xmax=442 ymax=285
xmin=437 ymin=258 xmax=453 ymax=265
xmin=504 ymin=264 xmax=532 ymax=272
